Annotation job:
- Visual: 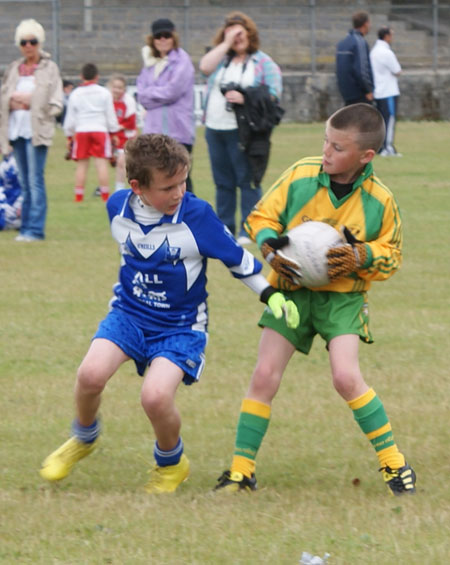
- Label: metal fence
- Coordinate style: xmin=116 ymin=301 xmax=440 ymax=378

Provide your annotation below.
xmin=1 ymin=0 xmax=449 ymax=77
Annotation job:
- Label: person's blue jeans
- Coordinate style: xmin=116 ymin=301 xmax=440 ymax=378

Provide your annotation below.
xmin=11 ymin=137 xmax=48 ymax=239
xmin=375 ymin=96 xmax=399 ymax=153
xmin=205 ymin=127 xmax=261 ymax=237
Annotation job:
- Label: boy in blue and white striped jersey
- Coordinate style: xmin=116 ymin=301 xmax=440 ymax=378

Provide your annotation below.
xmin=39 ymin=133 xmax=299 ymax=493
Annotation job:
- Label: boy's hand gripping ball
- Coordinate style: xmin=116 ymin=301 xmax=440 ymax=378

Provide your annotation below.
xmin=327 ymin=226 xmax=368 ymax=282
xmin=261 ymin=236 xmax=302 ymax=284
xmin=275 ymin=221 xmax=344 ymax=287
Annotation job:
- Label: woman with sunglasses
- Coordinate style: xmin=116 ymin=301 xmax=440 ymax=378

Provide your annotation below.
xmin=137 ymin=18 xmax=195 ymax=192
xmin=199 ymin=11 xmax=282 ymax=245
xmin=0 ymin=19 xmax=63 ymax=241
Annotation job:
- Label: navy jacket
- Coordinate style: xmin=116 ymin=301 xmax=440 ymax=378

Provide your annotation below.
xmin=336 ymin=30 xmax=374 ymax=102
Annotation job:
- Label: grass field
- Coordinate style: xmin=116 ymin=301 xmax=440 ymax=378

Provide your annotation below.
xmin=1 ymin=122 xmax=449 ymax=564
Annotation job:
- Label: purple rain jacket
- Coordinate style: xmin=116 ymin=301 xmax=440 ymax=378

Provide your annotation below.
xmin=136 ymin=47 xmax=195 ymax=145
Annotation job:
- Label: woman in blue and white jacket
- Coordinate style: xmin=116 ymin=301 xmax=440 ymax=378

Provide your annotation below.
xmin=200 ymin=11 xmax=282 ymax=245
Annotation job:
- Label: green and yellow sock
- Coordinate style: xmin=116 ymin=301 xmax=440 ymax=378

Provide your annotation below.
xmin=230 ymin=398 xmax=271 ymax=478
xmin=348 ymin=388 xmax=405 ymax=470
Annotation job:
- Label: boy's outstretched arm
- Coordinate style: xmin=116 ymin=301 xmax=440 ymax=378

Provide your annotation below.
xmin=240 ymin=274 xmax=300 ymax=329
xmin=260 ymin=285 xmax=300 ymax=329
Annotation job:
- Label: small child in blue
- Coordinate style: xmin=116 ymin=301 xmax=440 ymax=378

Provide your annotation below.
xmin=0 ymin=153 xmax=22 ymax=231
xmin=40 ymin=133 xmax=299 ymax=493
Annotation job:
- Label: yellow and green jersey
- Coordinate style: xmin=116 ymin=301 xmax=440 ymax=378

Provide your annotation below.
xmin=244 ymin=156 xmax=402 ymax=293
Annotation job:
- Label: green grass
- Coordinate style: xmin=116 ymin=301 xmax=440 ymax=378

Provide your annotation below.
xmin=1 ymin=123 xmax=449 ymax=564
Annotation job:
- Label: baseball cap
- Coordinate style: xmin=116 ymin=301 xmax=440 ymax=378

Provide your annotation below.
xmin=151 ymin=18 xmax=175 ymax=36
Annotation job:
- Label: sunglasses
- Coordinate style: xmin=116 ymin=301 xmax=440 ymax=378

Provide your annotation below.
xmin=154 ymin=32 xmax=172 ymax=40
xmin=20 ymin=38 xmax=39 ymax=46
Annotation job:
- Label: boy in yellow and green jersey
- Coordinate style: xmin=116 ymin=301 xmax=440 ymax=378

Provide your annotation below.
xmin=215 ymin=103 xmax=416 ymax=496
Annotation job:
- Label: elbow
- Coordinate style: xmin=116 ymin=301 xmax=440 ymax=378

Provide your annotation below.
xmin=199 ymin=60 xmax=212 ymax=76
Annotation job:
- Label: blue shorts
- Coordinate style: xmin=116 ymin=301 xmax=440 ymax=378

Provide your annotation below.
xmin=94 ymin=308 xmax=208 ymax=385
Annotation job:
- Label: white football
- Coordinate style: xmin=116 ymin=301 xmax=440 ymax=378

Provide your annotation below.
xmin=277 ymin=221 xmax=343 ymax=287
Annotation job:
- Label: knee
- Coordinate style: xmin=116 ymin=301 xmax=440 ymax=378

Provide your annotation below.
xmin=141 ymin=387 xmax=172 ymax=419
xmin=332 ymin=368 xmax=363 ymax=400
xmin=76 ymin=361 xmax=108 ymax=395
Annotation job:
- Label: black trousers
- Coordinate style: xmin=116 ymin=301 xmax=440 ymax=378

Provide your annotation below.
xmin=182 ymin=143 xmax=194 ymax=193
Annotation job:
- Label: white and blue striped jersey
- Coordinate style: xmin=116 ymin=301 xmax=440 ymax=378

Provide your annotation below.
xmin=106 ymin=190 xmax=263 ymax=332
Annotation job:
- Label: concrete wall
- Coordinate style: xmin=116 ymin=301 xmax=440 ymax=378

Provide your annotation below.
xmin=1 ymin=0 xmax=448 ymax=77
xmin=1 ymin=1 xmax=449 ymax=121
xmin=280 ymin=70 xmax=450 ymax=122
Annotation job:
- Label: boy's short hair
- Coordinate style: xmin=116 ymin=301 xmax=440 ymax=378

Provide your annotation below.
xmin=81 ymin=63 xmax=98 ymax=81
xmin=125 ymin=134 xmax=190 ymax=187
xmin=352 ymin=11 xmax=370 ymax=29
xmin=328 ymin=104 xmax=386 ymax=152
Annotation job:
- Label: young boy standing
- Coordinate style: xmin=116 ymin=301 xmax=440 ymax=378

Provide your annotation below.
xmin=215 ymin=104 xmax=416 ymax=496
xmin=63 ymin=63 xmax=119 ymax=202
xmin=39 ymin=134 xmax=299 ymax=493
xmin=107 ymin=73 xmax=138 ymax=191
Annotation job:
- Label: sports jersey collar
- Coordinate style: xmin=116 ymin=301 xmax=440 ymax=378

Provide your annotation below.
xmin=318 ymin=161 xmax=373 ymax=190
xmin=319 ymin=161 xmax=374 ymax=207
xmin=118 ymin=190 xmax=189 ymax=225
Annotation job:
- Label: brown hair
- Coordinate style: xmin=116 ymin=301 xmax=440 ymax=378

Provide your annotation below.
xmin=352 ymin=11 xmax=370 ymax=29
xmin=125 ymin=134 xmax=190 ymax=186
xmin=146 ymin=31 xmax=180 ymax=58
xmin=81 ymin=63 xmax=98 ymax=81
xmin=212 ymin=11 xmax=259 ymax=55
xmin=328 ymin=103 xmax=385 ymax=152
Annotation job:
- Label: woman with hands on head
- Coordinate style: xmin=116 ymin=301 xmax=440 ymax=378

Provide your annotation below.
xmin=199 ymin=11 xmax=282 ymax=245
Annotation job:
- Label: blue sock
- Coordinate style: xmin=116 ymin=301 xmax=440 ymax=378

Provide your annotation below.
xmin=72 ymin=419 xmax=100 ymax=444
xmin=154 ymin=437 xmax=183 ymax=467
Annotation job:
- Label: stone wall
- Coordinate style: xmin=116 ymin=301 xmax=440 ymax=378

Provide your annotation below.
xmin=280 ymin=70 xmax=450 ymax=122
xmin=1 ymin=1 xmax=449 ymax=121
xmin=1 ymin=0 xmax=447 ymax=77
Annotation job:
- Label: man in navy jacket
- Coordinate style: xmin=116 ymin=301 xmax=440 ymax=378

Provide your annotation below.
xmin=336 ymin=11 xmax=374 ymax=106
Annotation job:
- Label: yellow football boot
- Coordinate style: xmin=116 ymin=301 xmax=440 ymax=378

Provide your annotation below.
xmin=145 ymin=454 xmax=190 ymax=494
xmin=40 ymin=437 xmax=98 ymax=481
